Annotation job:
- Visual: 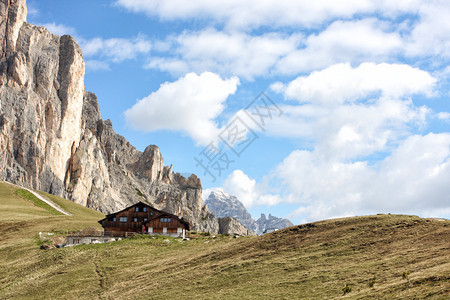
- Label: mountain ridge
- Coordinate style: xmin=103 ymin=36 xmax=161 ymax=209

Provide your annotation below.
xmin=205 ymin=189 xmax=293 ymax=234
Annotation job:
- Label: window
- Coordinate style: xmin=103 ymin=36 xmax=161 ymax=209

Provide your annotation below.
xmin=113 ymin=217 xmax=116 ymax=222
xmin=150 ymin=212 xmax=154 ymax=216
xmin=143 ymin=207 xmax=147 ymax=212
xmin=144 ymin=218 xmax=148 ymax=222
xmin=133 ymin=217 xmax=138 ymax=222
xmin=135 ymin=207 xmax=139 ymax=212
xmin=120 ymin=217 xmax=127 ymax=222
xmin=161 ymin=218 xmax=171 ymax=223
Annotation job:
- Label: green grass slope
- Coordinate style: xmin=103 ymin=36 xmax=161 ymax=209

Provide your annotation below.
xmin=0 ymin=182 xmax=449 ymax=299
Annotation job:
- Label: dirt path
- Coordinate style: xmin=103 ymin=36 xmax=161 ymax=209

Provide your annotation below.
xmin=2 ymin=181 xmax=72 ymax=216
xmin=93 ymin=255 xmax=109 ymax=299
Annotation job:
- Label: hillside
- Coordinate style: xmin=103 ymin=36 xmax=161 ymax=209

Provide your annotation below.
xmin=1 ymin=182 xmax=449 ymax=299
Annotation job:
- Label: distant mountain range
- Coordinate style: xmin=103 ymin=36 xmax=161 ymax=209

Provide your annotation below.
xmin=205 ymin=190 xmax=293 ymax=235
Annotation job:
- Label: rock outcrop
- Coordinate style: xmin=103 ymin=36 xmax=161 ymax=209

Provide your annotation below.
xmin=205 ymin=190 xmax=293 ymax=234
xmin=218 ymin=217 xmax=256 ymax=236
xmin=0 ymin=0 xmax=220 ymax=233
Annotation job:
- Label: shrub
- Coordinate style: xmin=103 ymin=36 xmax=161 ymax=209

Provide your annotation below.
xmin=368 ymin=275 xmax=376 ymax=287
xmin=135 ymin=188 xmax=144 ymax=197
xmin=402 ymin=271 xmax=411 ymax=287
xmin=342 ymin=284 xmax=352 ymax=295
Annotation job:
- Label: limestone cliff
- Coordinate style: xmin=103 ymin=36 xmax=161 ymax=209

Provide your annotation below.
xmin=0 ymin=0 xmax=219 ymax=233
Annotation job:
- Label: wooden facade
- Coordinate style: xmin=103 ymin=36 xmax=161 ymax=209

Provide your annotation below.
xmin=98 ymin=202 xmax=190 ymax=237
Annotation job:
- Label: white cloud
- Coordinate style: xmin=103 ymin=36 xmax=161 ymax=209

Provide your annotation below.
xmin=80 ymin=35 xmax=152 ymax=63
xmin=437 ymin=112 xmax=450 ymax=121
xmin=273 ymin=62 xmax=436 ymax=104
xmin=267 ymin=63 xmax=434 ymax=159
xmin=147 ymin=29 xmax=301 ymax=79
xmin=275 ymin=19 xmax=404 ymax=74
xmin=117 ymin=2 xmax=450 ymax=77
xmin=405 ymin=2 xmax=450 ymax=58
xmin=85 ymin=60 xmax=111 ymax=72
xmin=39 ymin=22 xmax=76 ymax=36
xmin=276 ymin=133 xmax=450 ymax=222
xmin=114 ymin=0 xmax=417 ymax=30
xmin=124 ymin=72 xmax=240 ymax=145
xmin=36 ymin=21 xmax=152 ymax=70
xmin=222 ymin=170 xmax=281 ymax=208
xmin=144 ymin=15 xmax=449 ymax=78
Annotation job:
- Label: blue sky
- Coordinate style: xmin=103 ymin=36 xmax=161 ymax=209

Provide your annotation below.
xmin=28 ymin=0 xmax=450 ymax=223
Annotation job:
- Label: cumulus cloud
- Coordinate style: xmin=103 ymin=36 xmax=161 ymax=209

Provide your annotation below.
xmin=80 ymin=35 xmax=151 ymax=63
xmin=39 ymin=22 xmax=76 ymax=36
xmin=124 ymin=72 xmax=240 ymax=145
xmin=404 ymin=2 xmax=450 ymax=58
xmin=37 ymin=21 xmax=152 ymax=71
xmin=437 ymin=112 xmax=450 ymax=121
xmin=145 ymin=21 xmax=407 ymax=78
xmin=147 ymin=29 xmax=301 ymax=79
xmin=114 ymin=0 xmax=416 ymax=30
xmin=85 ymin=60 xmax=111 ymax=72
xmin=264 ymin=100 xmax=428 ymax=160
xmin=222 ymin=170 xmax=281 ymax=208
xmin=272 ymin=62 xmax=436 ymax=104
xmin=267 ymin=63 xmax=434 ymax=158
xmin=275 ymin=19 xmax=404 ymax=74
xmin=276 ymin=133 xmax=450 ymax=222
xmin=117 ymin=2 xmax=450 ymax=77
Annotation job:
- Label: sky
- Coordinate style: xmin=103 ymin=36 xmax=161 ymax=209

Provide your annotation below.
xmin=28 ymin=0 xmax=450 ymax=224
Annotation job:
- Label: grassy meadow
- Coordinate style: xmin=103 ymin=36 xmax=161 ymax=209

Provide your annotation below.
xmin=0 ymin=182 xmax=449 ymax=299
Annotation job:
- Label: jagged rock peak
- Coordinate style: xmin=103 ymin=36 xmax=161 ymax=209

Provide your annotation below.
xmin=206 ymin=189 xmax=255 ymax=232
xmin=206 ymin=190 xmax=293 ymax=235
xmin=129 ymin=145 xmax=164 ymax=182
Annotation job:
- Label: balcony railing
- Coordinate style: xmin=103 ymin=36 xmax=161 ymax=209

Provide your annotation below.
xmin=102 ymin=221 xmax=144 ymax=228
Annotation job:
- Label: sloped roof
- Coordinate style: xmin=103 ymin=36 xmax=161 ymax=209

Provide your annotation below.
xmin=98 ymin=201 xmax=190 ymax=230
xmin=98 ymin=201 xmax=162 ymax=223
xmin=146 ymin=212 xmax=190 ymax=231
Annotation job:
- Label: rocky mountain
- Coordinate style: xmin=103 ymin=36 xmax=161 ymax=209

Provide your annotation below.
xmin=205 ymin=190 xmax=293 ymax=234
xmin=255 ymin=213 xmax=294 ymax=234
xmin=0 ymin=0 xmax=249 ymax=234
xmin=205 ymin=190 xmax=255 ymax=230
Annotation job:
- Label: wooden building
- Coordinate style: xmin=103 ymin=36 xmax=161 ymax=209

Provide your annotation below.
xmin=98 ymin=202 xmax=190 ymax=237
